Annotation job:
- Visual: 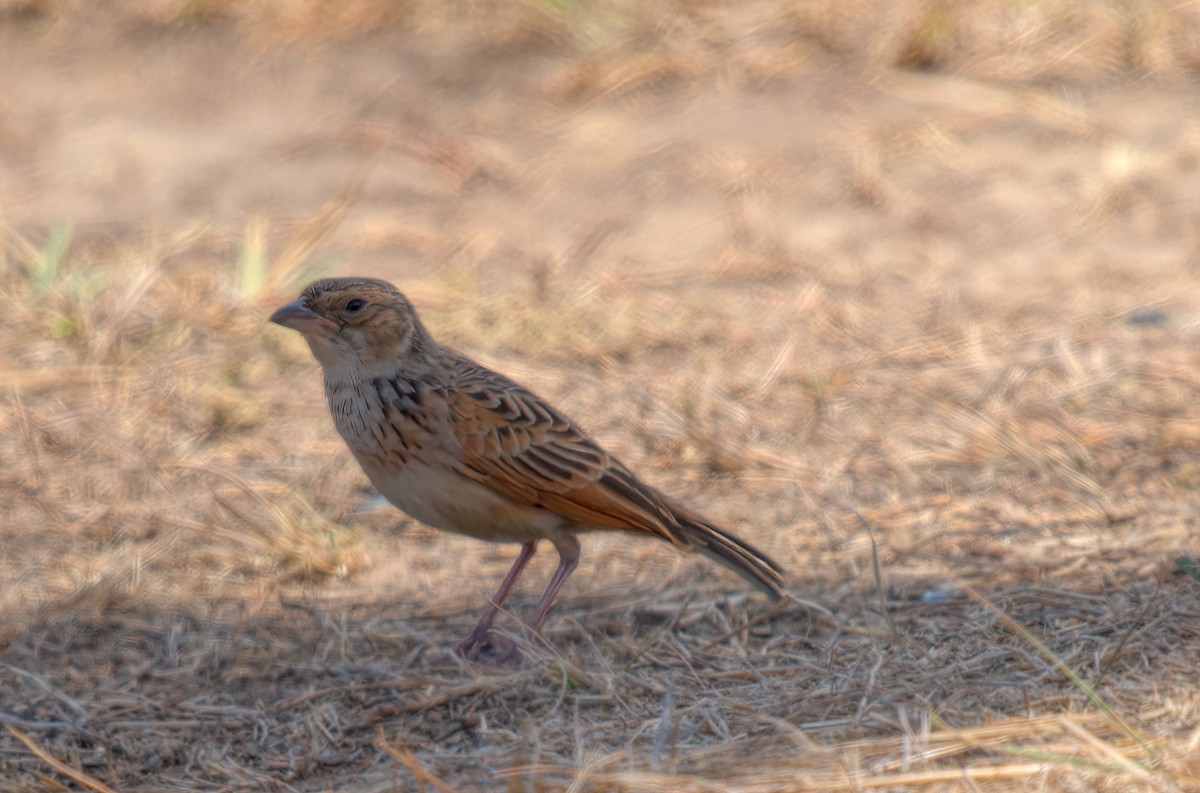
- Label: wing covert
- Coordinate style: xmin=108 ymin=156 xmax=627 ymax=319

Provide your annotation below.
xmin=441 ymin=360 xmax=685 ymax=543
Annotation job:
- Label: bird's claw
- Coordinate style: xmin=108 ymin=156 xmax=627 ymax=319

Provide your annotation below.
xmin=457 ymin=632 xmax=520 ymax=666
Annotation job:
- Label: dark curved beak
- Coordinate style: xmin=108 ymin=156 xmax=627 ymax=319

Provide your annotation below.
xmin=269 ymin=299 xmax=338 ymax=334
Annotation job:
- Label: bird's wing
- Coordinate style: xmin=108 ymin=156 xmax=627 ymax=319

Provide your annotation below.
xmin=443 ymin=362 xmax=687 ymax=545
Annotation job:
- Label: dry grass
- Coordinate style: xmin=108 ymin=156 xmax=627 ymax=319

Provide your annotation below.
xmin=9 ymin=0 xmax=1200 ymax=81
xmin=2 ymin=2 xmax=1200 ymax=791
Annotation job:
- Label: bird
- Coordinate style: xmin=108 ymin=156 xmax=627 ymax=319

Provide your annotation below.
xmin=270 ymin=277 xmax=784 ymax=662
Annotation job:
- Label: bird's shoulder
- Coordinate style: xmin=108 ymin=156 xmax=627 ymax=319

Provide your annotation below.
xmin=417 ymin=347 xmax=683 ymax=539
xmin=420 ymin=347 xmax=612 ymax=489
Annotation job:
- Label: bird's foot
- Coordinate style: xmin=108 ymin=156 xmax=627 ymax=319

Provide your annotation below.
xmin=457 ymin=630 xmax=521 ymax=666
xmin=425 ymin=630 xmax=521 ymax=667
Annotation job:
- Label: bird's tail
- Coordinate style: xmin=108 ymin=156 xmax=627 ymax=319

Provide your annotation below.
xmin=593 ymin=466 xmax=785 ymax=599
xmin=675 ymin=512 xmax=785 ymax=601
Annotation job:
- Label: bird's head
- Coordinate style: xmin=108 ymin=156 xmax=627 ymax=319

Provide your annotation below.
xmin=270 ymin=277 xmax=433 ymax=372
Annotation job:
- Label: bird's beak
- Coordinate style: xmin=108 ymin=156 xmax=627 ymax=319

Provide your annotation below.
xmin=269 ymin=299 xmax=339 ymax=334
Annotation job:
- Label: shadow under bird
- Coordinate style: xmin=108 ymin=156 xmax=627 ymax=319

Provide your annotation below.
xmin=270 ymin=277 xmax=784 ymax=662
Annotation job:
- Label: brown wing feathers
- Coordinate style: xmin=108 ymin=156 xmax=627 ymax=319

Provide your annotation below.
xmin=445 ymin=361 xmax=785 ymax=599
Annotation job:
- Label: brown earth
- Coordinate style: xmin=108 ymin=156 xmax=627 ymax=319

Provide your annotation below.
xmin=1 ymin=2 xmax=1199 ymax=791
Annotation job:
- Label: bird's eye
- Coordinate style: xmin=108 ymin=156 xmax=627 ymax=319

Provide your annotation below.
xmin=345 ymin=298 xmax=366 ymax=313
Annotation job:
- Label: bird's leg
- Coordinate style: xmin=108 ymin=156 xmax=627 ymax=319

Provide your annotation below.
xmin=524 ymin=537 xmax=580 ymax=632
xmin=456 ymin=541 xmax=537 ymax=660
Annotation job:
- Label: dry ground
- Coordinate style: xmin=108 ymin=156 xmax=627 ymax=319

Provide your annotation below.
xmin=1 ymin=2 xmax=1199 ymax=791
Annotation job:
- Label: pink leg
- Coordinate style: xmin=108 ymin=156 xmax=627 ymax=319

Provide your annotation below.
xmin=525 ymin=544 xmax=580 ymax=631
xmin=456 ymin=542 xmax=537 ymax=658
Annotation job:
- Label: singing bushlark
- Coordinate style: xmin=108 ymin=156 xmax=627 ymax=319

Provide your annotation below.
xmin=270 ymin=277 xmax=783 ymax=662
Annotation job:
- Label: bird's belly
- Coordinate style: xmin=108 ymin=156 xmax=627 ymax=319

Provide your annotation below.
xmin=325 ymin=375 xmax=562 ymax=544
xmin=357 ymin=456 xmax=559 ymax=544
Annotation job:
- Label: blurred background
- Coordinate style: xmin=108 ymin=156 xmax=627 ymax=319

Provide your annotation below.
xmin=1 ymin=1 xmax=1198 ymax=790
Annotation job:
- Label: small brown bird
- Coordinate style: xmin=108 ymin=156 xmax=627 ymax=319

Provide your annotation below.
xmin=270 ymin=277 xmax=783 ymax=662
